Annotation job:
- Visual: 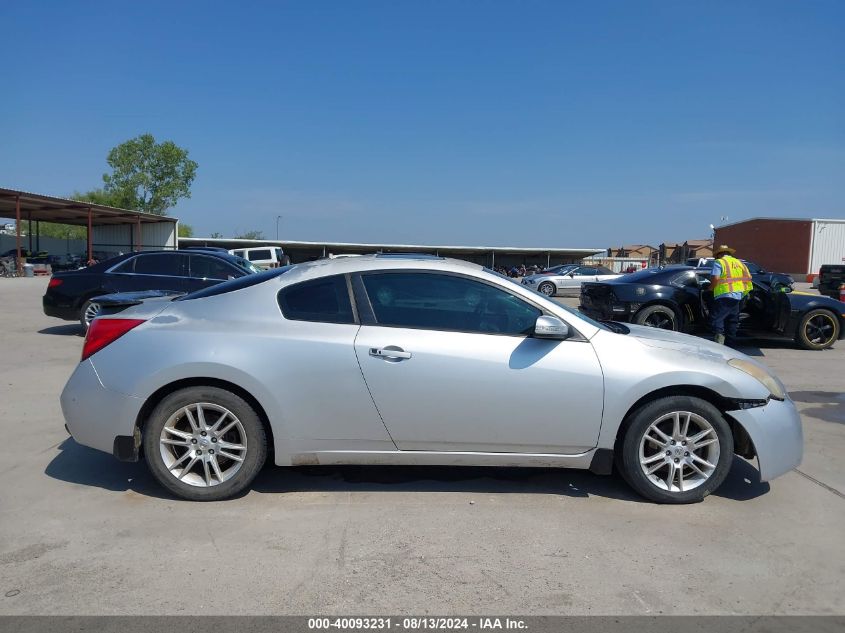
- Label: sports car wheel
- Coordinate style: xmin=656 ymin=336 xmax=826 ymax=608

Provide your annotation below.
xmin=634 ymin=305 xmax=678 ymax=331
xmin=80 ymin=299 xmax=102 ymax=332
xmin=617 ymin=396 xmax=734 ymax=504
xmin=143 ymin=386 xmax=267 ymax=501
xmin=797 ymin=309 xmax=840 ymax=350
xmin=538 ymin=282 xmax=556 ymax=296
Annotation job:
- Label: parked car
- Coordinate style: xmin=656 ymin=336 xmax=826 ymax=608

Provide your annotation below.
xmin=229 ymin=246 xmax=289 ymax=269
xmin=43 ymin=250 xmax=259 ymax=330
xmin=580 ymin=266 xmax=845 ymax=350
xmin=690 ymin=258 xmax=794 ymax=290
xmin=521 ymin=265 xmax=621 ymax=296
xmin=61 ymin=255 xmax=802 ymax=503
xmin=818 ymin=265 xmax=845 ymax=300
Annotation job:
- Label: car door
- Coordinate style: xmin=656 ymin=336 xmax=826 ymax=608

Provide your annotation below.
xmin=557 ymin=266 xmax=596 ymax=290
xmin=111 ymin=253 xmax=189 ymax=293
xmin=353 ymin=271 xmax=605 ymax=454
xmin=186 ymin=254 xmax=246 ymax=291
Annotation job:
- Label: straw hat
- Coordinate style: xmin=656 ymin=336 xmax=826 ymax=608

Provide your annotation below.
xmin=714 ymin=244 xmax=736 ymax=256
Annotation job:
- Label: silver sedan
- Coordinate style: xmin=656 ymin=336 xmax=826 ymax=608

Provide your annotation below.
xmin=522 ymin=265 xmax=622 ymax=296
xmin=61 ymin=255 xmax=802 ymax=503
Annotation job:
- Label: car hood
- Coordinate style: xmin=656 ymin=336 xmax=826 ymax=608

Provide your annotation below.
xmin=624 ymin=323 xmax=738 ymax=363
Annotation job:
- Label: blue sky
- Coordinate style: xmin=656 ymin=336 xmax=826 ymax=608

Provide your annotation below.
xmin=1 ymin=1 xmax=843 ymax=247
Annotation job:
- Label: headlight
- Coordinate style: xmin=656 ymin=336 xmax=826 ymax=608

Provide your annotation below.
xmin=728 ymin=358 xmax=786 ymax=401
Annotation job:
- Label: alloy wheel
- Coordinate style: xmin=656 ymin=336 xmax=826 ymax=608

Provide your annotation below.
xmin=644 ymin=312 xmax=674 ymax=329
xmin=804 ymin=314 xmax=836 ymax=346
xmin=638 ymin=411 xmax=720 ymax=493
xmin=539 ymin=283 xmax=555 ymax=296
xmin=83 ymin=301 xmax=102 ymax=328
xmin=159 ymin=402 xmax=248 ymax=488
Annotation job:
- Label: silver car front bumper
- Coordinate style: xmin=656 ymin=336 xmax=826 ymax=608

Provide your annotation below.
xmin=729 ymin=397 xmax=803 ymax=482
xmin=60 ymin=359 xmax=145 ymax=456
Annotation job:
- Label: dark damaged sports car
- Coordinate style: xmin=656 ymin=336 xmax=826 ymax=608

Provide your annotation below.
xmin=580 ymin=266 xmax=845 ymax=350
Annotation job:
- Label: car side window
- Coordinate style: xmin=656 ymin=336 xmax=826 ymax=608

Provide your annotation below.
xmin=190 ymin=255 xmax=240 ymax=280
xmin=361 ymin=272 xmax=541 ymax=336
xmin=133 ymin=253 xmax=187 ymax=276
xmin=576 ymin=267 xmax=597 ymax=276
xmin=278 ymin=274 xmax=355 ymax=324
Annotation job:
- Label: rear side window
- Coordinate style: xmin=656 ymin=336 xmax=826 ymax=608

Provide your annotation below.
xmin=248 ymin=249 xmax=273 ymax=261
xmin=278 ymin=275 xmax=355 ymax=324
xmin=133 ymin=254 xmax=186 ymax=276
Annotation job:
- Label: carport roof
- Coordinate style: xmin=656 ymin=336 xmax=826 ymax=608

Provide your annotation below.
xmin=180 ymin=237 xmax=606 ymax=259
xmin=0 ymin=187 xmax=178 ymax=226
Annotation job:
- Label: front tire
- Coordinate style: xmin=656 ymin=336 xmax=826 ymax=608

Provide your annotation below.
xmin=796 ymin=309 xmax=839 ymax=350
xmin=142 ymin=386 xmax=267 ymax=501
xmin=634 ymin=304 xmax=679 ymax=331
xmin=616 ymin=396 xmax=734 ymax=504
xmin=538 ymin=281 xmax=556 ymax=297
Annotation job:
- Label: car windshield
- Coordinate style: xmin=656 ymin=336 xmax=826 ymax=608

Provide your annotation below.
xmin=621 ymin=267 xmax=689 ymax=283
xmin=484 ymin=268 xmax=611 ymax=332
xmin=232 ymin=256 xmax=262 ymax=274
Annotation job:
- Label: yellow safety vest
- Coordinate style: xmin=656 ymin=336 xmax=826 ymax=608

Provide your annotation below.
xmin=713 ymin=255 xmax=752 ymax=297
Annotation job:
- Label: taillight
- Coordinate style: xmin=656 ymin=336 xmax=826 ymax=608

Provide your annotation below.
xmin=48 ymin=278 xmax=63 ymax=288
xmin=81 ymin=319 xmax=146 ymax=361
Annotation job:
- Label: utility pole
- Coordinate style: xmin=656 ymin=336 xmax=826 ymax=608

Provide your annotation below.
xmin=276 ymin=215 xmax=283 ymax=241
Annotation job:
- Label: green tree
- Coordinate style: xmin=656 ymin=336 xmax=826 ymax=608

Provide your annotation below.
xmin=70 ymin=188 xmax=136 ymax=209
xmin=234 ymin=230 xmax=264 ymax=239
xmin=32 ymin=222 xmax=87 ymax=241
xmin=102 ymin=133 xmax=198 ymax=215
xmin=209 ymin=231 xmax=223 ymax=238
xmin=178 ymin=222 xmax=194 ymax=238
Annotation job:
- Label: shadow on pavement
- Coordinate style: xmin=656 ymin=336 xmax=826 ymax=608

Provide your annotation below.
xmin=789 ymin=390 xmax=845 ymax=425
xmin=44 ymin=438 xmax=771 ymax=503
xmin=38 ymin=324 xmax=83 ymax=336
xmin=44 ymin=438 xmax=173 ymax=500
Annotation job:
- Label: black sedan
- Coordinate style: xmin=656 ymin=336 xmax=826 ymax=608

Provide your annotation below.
xmin=580 ymin=266 xmax=845 ymax=350
xmin=43 ymin=249 xmax=260 ymax=330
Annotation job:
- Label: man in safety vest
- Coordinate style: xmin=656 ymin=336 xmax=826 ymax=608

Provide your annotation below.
xmin=709 ymin=245 xmax=753 ymax=345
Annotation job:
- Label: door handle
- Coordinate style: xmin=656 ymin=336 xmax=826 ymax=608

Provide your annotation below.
xmin=369 ymin=347 xmax=412 ymax=360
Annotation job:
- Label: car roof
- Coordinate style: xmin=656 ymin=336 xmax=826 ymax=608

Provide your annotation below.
xmin=278 ymin=254 xmax=482 ymax=284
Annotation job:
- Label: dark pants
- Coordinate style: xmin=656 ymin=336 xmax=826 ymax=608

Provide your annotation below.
xmin=710 ymin=297 xmax=741 ymax=337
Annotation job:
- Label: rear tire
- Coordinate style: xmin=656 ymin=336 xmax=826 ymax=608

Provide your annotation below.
xmin=796 ymin=309 xmax=839 ymax=350
xmin=634 ymin=304 xmax=679 ymax=331
xmin=79 ymin=299 xmax=102 ymax=332
xmin=616 ymin=396 xmax=734 ymax=504
xmin=142 ymin=386 xmax=267 ymax=501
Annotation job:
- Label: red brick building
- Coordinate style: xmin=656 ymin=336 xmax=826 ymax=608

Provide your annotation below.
xmin=714 ymin=217 xmax=845 ymax=277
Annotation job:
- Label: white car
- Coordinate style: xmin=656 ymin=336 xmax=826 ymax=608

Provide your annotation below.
xmin=229 ymin=246 xmax=289 ymax=270
xmin=522 ymin=265 xmax=622 ymax=296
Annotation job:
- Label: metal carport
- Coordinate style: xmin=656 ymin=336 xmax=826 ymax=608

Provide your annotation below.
xmin=0 ymin=187 xmax=178 ymax=274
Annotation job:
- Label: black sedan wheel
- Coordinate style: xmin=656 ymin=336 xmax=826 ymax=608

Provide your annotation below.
xmin=80 ymin=299 xmax=102 ymax=332
xmin=634 ymin=305 xmax=679 ymax=331
xmin=797 ymin=309 xmax=840 ymax=350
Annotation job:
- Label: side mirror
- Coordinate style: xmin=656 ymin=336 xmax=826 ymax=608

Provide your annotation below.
xmin=534 ymin=315 xmax=570 ymax=339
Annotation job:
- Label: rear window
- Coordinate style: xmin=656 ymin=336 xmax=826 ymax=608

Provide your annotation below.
xmin=176 ymin=266 xmax=292 ymax=301
xmin=248 ymin=249 xmax=273 ymax=261
xmin=278 ymin=275 xmax=355 ymax=324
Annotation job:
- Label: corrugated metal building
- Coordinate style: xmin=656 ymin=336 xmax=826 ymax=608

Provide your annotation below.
xmin=714 ymin=217 xmax=845 ymax=277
